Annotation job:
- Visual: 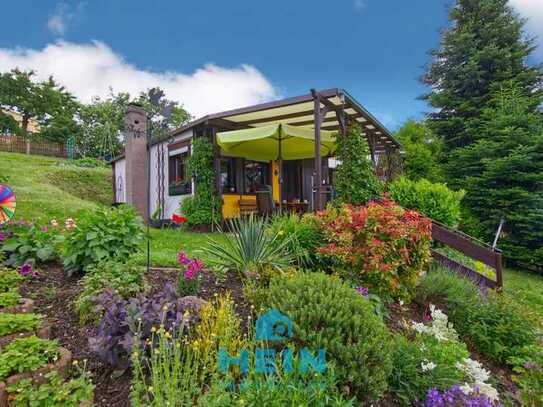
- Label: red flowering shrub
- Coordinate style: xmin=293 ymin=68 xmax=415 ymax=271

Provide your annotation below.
xmin=315 ymin=200 xmax=432 ymax=301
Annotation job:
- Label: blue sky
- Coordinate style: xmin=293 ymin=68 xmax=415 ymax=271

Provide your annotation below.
xmin=0 ymin=0 xmax=541 ymax=131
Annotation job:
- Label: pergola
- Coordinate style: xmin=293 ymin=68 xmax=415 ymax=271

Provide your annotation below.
xmin=165 ymin=88 xmax=401 ymax=210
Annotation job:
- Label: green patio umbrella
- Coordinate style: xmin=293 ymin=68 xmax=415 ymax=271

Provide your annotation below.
xmin=217 ymin=123 xmax=336 ymax=210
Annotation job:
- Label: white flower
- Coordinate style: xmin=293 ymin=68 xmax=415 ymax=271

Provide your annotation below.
xmin=456 ymin=358 xmax=499 ymax=402
xmin=421 ymin=360 xmax=436 ymax=372
xmin=410 ymin=304 xmax=458 ymax=342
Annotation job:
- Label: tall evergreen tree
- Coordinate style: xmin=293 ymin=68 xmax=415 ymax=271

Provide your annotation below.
xmin=422 ymin=0 xmax=542 ymax=152
xmin=448 ymin=83 xmax=543 ymax=270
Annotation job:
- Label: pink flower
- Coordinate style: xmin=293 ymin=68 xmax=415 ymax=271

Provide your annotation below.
xmin=184 ymin=265 xmax=196 ymax=280
xmin=177 ymin=252 xmax=190 ymax=265
xmin=20 ymin=263 xmax=33 ymax=276
xmin=40 ymin=225 xmax=48 ymax=233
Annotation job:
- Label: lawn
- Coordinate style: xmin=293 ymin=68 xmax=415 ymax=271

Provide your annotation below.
xmin=0 ymin=151 xmax=111 ymax=222
xmin=136 ymin=227 xmax=228 ymax=267
xmin=503 ymin=268 xmax=543 ymax=327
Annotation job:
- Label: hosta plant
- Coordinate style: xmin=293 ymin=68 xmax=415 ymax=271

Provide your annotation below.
xmin=0 ymin=290 xmax=21 ymax=308
xmin=63 ymin=205 xmax=144 ymax=275
xmin=316 ymin=200 xmax=432 ymax=302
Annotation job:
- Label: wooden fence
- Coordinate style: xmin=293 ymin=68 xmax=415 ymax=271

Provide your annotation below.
xmin=0 ymin=134 xmax=67 ymax=158
xmin=431 ymin=221 xmax=503 ymax=289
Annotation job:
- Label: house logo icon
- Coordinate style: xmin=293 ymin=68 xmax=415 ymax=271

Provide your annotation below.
xmin=255 ymin=309 xmax=293 ymax=341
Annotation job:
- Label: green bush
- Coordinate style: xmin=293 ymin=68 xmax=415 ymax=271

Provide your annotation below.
xmin=73 ymin=157 xmax=108 ymax=168
xmin=389 ymin=334 xmax=469 ymax=405
xmin=75 ymin=259 xmax=147 ymax=323
xmin=0 ymin=290 xmax=21 ymax=308
xmin=8 ymin=370 xmax=95 ymax=407
xmin=0 ymin=336 xmax=59 ymax=381
xmin=259 ymin=272 xmax=393 ymax=403
xmin=508 ymin=345 xmax=543 ymax=406
xmin=0 ymin=313 xmax=43 ymax=336
xmin=267 ymin=213 xmax=323 ymax=269
xmin=417 ymin=267 xmax=539 ymax=364
xmin=63 ymin=205 xmax=144 ymax=275
xmin=388 ymin=176 xmax=465 ymax=227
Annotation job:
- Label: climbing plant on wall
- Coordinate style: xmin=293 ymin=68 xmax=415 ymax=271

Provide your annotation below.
xmin=334 ymin=123 xmax=383 ymax=206
xmin=181 ymin=136 xmax=220 ymax=226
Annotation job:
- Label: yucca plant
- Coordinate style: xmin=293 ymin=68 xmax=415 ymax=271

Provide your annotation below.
xmin=202 ymin=215 xmax=294 ymax=278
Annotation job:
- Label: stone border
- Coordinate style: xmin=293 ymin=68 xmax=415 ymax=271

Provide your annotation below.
xmin=0 ymin=347 xmax=72 ymax=407
xmin=0 ymin=298 xmax=34 ymax=314
xmin=0 ymin=323 xmax=51 ymax=348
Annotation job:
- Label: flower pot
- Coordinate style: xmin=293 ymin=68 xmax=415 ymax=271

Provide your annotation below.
xmin=0 ymin=347 xmax=72 ymax=407
xmin=0 ymin=298 xmax=34 ymax=314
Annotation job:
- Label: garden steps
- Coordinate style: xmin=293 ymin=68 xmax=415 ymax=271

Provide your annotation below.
xmin=0 ymin=346 xmax=72 ymax=407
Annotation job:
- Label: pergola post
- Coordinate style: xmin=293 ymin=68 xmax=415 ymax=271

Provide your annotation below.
xmin=312 ymin=90 xmax=323 ymax=211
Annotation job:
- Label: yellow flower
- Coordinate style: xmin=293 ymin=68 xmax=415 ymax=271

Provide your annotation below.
xmin=151 ymin=326 xmax=157 ymax=333
xmin=278 ymin=230 xmax=284 ymax=236
xmin=162 ymin=305 xmax=168 ymax=311
xmin=148 ymin=386 xmax=154 ymax=393
xmin=165 ymin=331 xmax=172 ymax=339
xmin=72 ymin=360 xmax=79 ymax=366
xmin=133 ymin=351 xmax=139 ymax=358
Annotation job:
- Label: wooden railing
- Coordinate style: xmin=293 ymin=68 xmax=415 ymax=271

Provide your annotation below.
xmin=431 ymin=221 xmax=503 ymax=289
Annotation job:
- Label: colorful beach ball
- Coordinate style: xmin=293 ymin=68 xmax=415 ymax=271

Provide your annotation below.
xmin=0 ymin=184 xmax=16 ymax=225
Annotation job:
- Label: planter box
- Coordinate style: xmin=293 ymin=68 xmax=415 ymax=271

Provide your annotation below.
xmin=169 ymin=182 xmax=191 ymax=196
xmin=0 ymin=346 xmax=72 ymax=407
xmin=0 ymin=298 xmax=34 ymax=314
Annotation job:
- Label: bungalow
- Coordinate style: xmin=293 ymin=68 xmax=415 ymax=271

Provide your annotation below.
xmin=111 ymin=88 xmax=401 ymax=222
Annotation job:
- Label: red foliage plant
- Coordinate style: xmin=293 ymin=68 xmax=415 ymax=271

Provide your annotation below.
xmin=315 ymin=199 xmax=432 ymax=301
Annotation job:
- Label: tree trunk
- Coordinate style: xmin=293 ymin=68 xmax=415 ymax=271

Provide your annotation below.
xmin=22 ymin=115 xmax=30 ymax=154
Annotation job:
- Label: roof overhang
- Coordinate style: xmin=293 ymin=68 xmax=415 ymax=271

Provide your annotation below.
xmin=152 ymin=88 xmax=401 ymax=153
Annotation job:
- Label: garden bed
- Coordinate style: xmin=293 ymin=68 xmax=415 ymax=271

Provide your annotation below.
xmin=18 ymin=264 xmax=249 ymax=407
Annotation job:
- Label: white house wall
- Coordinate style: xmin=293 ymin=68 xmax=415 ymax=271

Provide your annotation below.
xmin=149 ymin=129 xmax=193 ymax=220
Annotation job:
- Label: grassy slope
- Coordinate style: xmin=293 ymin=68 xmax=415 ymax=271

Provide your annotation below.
xmin=0 ymin=151 xmax=111 ymax=221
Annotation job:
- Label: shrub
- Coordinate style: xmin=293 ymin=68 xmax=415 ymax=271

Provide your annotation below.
xmin=1 ymin=222 xmax=63 ymax=267
xmin=0 ymin=336 xmax=59 ymax=381
xmin=259 ymin=272 xmax=393 ymax=403
xmin=7 ymin=370 xmax=95 ymax=407
xmin=390 ymin=334 xmax=469 ymax=405
xmin=417 ymin=267 xmax=539 ymax=364
xmin=388 ymin=176 xmax=465 ymax=227
xmin=0 ymin=290 xmax=21 ymax=307
xmin=0 ymin=313 xmax=43 ymax=336
xmin=74 ymin=259 xmax=147 ymax=324
xmin=267 ymin=213 xmax=323 ymax=269
xmin=63 ymin=205 xmax=145 ymax=275
xmin=89 ymin=284 xmax=205 ymax=367
xmin=203 ymin=215 xmax=293 ymax=278
xmin=334 ymin=123 xmax=384 ymax=205
xmin=73 ymin=157 xmax=108 ymax=168
xmin=316 ymin=200 xmax=432 ymax=302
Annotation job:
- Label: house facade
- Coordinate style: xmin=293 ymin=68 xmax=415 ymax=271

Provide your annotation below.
xmin=111 ymin=88 xmax=402 ymax=221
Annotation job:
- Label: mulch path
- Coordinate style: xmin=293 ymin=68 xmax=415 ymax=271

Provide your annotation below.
xmin=19 ymin=264 xmax=248 ymax=407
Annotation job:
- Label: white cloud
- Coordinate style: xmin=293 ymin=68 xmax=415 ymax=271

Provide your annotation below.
xmin=0 ymin=41 xmax=279 ymax=118
xmin=354 ymin=0 xmax=366 ymax=12
xmin=47 ymin=3 xmax=83 ymax=36
xmin=509 ymin=0 xmax=543 ymax=51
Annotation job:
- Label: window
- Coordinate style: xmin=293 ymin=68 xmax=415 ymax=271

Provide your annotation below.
xmin=243 ymin=160 xmax=270 ymax=194
xmin=220 ymin=158 xmax=236 ymax=193
xmin=168 ymin=148 xmax=191 ymax=195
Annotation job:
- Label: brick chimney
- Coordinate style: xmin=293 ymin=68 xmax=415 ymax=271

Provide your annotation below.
xmin=124 ymin=104 xmax=149 ymax=221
